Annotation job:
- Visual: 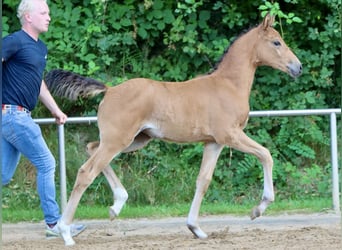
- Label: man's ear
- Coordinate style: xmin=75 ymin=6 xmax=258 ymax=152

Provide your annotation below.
xmin=23 ymin=12 xmax=32 ymax=23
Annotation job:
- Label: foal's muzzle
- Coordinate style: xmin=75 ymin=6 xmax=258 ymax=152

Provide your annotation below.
xmin=287 ymin=62 xmax=302 ymax=78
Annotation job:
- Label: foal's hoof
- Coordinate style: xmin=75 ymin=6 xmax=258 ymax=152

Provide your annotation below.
xmin=250 ymin=206 xmax=262 ymax=220
xmin=109 ymin=206 xmax=117 ymax=221
xmin=187 ymin=224 xmax=208 ymax=239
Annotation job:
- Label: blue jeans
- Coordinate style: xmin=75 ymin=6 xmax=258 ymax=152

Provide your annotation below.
xmin=2 ymin=108 xmax=60 ymax=224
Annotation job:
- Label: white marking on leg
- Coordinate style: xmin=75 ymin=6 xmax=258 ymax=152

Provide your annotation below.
xmin=58 ymin=219 xmax=75 ymax=246
xmin=110 ymin=188 xmax=128 ymax=219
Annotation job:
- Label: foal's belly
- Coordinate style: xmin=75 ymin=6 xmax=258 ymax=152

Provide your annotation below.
xmin=143 ymin=122 xmax=214 ymax=143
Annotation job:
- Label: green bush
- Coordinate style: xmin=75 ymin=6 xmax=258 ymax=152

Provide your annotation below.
xmin=2 ymin=0 xmax=340 ymax=209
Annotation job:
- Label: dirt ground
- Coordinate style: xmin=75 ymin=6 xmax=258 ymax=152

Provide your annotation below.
xmin=2 ymin=212 xmax=341 ymax=250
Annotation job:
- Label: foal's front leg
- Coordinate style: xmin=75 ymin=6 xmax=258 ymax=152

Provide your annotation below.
xmin=87 ymin=141 xmax=128 ymax=219
xmin=230 ymin=130 xmax=274 ymax=219
xmin=187 ymin=143 xmax=223 ymax=239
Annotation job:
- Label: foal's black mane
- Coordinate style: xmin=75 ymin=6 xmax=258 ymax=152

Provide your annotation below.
xmin=208 ymin=24 xmax=258 ymax=74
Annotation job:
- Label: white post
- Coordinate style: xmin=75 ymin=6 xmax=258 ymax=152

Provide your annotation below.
xmin=58 ymin=124 xmax=67 ymax=212
xmin=330 ymin=112 xmax=340 ymax=214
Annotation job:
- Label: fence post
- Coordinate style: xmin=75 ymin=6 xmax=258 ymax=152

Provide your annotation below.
xmin=330 ymin=112 xmax=340 ymax=214
xmin=58 ymin=124 xmax=67 ymax=212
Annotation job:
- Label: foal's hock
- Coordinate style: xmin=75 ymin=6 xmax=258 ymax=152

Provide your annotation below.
xmin=45 ymin=14 xmax=302 ymax=246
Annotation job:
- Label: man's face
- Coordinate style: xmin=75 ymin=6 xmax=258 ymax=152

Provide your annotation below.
xmin=26 ymin=0 xmax=51 ymax=34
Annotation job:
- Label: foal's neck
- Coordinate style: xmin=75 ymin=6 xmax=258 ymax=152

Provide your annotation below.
xmin=213 ymin=27 xmax=259 ymax=96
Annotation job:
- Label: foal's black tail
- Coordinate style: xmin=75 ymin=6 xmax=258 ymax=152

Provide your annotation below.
xmin=45 ymin=69 xmax=107 ymax=100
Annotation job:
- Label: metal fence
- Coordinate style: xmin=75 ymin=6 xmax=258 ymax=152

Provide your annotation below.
xmin=33 ymin=108 xmax=341 ymax=214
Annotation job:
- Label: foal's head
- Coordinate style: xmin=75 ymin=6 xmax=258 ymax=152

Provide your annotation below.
xmin=254 ymin=14 xmax=302 ymax=78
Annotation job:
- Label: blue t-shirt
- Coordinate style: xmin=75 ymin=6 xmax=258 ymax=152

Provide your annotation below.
xmin=2 ymin=30 xmax=48 ymax=111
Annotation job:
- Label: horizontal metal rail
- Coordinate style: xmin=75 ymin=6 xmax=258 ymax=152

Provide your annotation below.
xmin=33 ymin=109 xmax=341 ymax=214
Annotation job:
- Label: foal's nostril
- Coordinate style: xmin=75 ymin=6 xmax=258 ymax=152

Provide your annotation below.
xmin=298 ymin=64 xmax=303 ymax=75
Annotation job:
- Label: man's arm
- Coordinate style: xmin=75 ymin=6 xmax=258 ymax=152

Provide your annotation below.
xmin=39 ymin=80 xmax=67 ymax=125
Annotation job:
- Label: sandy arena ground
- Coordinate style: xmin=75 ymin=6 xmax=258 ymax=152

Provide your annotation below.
xmin=2 ymin=213 xmax=342 ymax=250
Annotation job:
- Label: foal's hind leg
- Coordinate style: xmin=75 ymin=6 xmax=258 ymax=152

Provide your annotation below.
xmin=59 ymin=143 xmax=123 ymax=246
xmin=229 ymin=130 xmax=274 ymax=219
xmin=86 ymin=133 xmax=151 ymax=219
xmin=187 ymin=142 xmax=223 ymax=239
xmin=109 ymin=133 xmax=151 ymax=216
xmin=86 ymin=141 xmax=128 ymax=219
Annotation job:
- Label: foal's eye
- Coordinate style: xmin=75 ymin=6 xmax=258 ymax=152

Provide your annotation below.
xmin=273 ymin=41 xmax=281 ymax=47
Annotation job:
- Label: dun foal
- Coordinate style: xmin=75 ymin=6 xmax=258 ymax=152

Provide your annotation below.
xmin=46 ymin=14 xmax=302 ymax=246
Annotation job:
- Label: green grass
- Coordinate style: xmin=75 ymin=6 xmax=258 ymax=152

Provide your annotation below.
xmin=2 ymin=197 xmax=334 ymax=223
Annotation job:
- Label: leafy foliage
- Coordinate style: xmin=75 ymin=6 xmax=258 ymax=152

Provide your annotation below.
xmin=2 ymin=0 xmax=340 ymax=209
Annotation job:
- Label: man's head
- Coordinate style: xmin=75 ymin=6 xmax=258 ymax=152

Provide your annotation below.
xmin=17 ymin=0 xmax=51 ymax=36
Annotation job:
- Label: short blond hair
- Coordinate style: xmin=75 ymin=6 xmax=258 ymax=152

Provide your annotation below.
xmin=17 ymin=0 xmax=47 ymax=24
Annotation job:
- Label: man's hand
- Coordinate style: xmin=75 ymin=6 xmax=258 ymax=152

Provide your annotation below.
xmin=53 ymin=109 xmax=67 ymax=125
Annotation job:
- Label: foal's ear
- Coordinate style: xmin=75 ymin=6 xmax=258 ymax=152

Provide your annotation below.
xmin=262 ymin=13 xmax=275 ymax=30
